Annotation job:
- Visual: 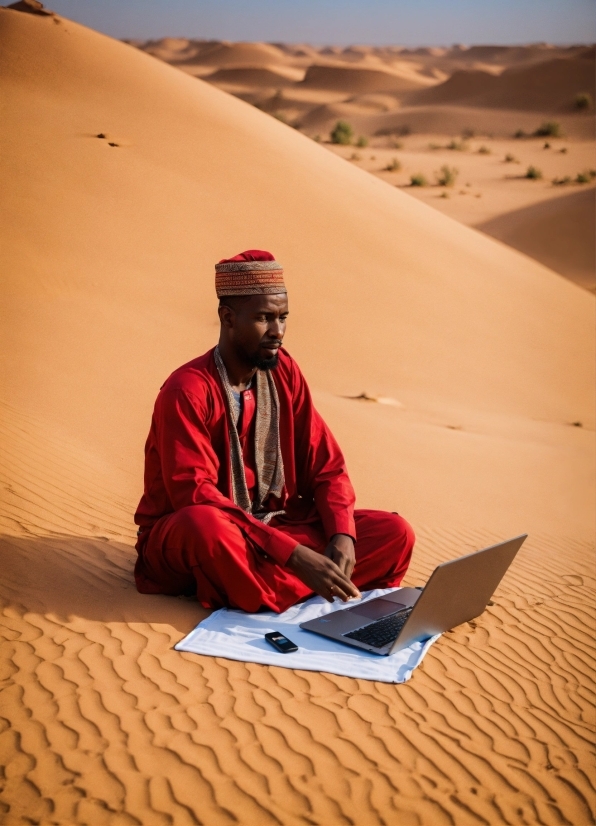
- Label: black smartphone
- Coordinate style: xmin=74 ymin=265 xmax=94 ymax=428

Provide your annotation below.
xmin=264 ymin=632 xmax=298 ymax=653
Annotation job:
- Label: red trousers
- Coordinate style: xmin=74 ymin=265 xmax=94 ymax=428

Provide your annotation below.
xmin=135 ymin=506 xmax=415 ymax=613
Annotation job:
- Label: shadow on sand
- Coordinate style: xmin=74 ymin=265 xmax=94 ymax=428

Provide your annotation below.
xmin=0 ymin=534 xmax=209 ymax=635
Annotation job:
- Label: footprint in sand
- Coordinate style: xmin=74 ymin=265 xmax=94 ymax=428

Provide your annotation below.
xmin=344 ymin=392 xmax=403 ymax=407
xmin=95 ymin=133 xmax=121 ymax=147
xmin=562 ymin=574 xmax=584 ymax=586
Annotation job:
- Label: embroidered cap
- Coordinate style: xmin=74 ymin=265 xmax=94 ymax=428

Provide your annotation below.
xmin=215 ymin=249 xmax=286 ymax=297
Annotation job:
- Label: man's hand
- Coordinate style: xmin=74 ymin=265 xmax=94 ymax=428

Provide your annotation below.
xmin=324 ymin=533 xmax=356 ymax=579
xmin=286 ymin=540 xmax=361 ymax=603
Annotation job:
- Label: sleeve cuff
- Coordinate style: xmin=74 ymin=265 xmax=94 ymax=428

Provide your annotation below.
xmin=262 ymin=528 xmax=300 ymax=566
xmin=323 ymin=514 xmax=356 ymax=543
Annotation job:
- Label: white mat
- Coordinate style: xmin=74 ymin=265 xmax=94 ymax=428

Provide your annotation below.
xmin=175 ymin=587 xmax=440 ymax=683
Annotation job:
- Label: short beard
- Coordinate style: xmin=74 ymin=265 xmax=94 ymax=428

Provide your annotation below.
xmin=249 ymin=352 xmax=279 ymax=371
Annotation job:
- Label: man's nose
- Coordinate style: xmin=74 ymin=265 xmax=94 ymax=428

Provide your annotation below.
xmin=268 ymin=319 xmax=284 ymax=339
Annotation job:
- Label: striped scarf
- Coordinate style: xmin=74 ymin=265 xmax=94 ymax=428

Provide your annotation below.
xmin=214 ymin=347 xmax=285 ymax=522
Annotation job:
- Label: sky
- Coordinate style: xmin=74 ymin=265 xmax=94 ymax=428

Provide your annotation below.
xmin=42 ymin=0 xmax=596 ymax=46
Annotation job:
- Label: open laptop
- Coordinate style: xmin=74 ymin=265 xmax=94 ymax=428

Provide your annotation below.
xmin=300 ymin=535 xmax=527 ymax=655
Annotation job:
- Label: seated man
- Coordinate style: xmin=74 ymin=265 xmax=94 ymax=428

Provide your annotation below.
xmin=134 ymin=250 xmax=415 ymax=613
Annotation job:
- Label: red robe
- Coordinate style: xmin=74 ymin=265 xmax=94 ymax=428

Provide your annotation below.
xmin=134 ymin=347 xmax=414 ymax=612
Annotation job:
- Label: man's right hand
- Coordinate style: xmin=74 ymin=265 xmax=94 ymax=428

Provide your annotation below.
xmin=286 ymin=544 xmax=361 ymax=603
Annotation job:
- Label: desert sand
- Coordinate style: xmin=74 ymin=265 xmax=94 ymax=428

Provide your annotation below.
xmin=1 ymin=5 xmax=594 ymax=826
xmin=136 ymin=35 xmax=595 ymax=292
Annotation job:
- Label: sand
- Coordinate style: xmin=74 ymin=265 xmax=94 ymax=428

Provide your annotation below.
xmin=477 ymin=188 xmax=596 ymax=292
xmin=328 ymin=136 xmax=596 ymax=292
xmin=0 ymin=6 xmax=594 ymax=826
xmin=136 ymin=35 xmax=596 ymax=290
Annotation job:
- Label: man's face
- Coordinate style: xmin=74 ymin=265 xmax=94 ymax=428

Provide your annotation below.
xmin=221 ymin=292 xmax=289 ymax=370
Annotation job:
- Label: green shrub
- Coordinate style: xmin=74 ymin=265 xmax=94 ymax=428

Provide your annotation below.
xmin=436 ymin=165 xmax=458 ymax=187
xmin=525 ymin=165 xmax=543 ymax=180
xmin=575 ymin=170 xmax=593 ymax=184
xmin=384 ymin=157 xmax=401 ymax=172
xmin=356 ymin=135 xmax=368 ymax=147
xmin=410 ymin=173 xmax=427 ymax=187
xmin=534 ymin=122 xmax=562 ymax=138
xmin=477 ymin=145 xmax=491 ymax=154
xmin=574 ymin=92 xmax=593 ymax=110
xmin=447 ymin=139 xmax=468 ymax=151
xmin=330 ymin=120 xmax=354 ymax=145
xmin=504 ymin=153 xmax=518 ymax=163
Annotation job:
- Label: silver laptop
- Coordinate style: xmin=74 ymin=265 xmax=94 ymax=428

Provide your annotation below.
xmin=300 ymin=535 xmax=527 ymax=655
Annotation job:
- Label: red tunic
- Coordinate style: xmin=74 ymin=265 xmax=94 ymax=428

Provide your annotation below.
xmin=134 ymin=347 xmax=414 ymax=611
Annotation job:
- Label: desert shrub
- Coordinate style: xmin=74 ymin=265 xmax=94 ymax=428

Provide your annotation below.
xmin=440 ymin=191 xmax=450 ymax=198
xmin=330 ymin=120 xmax=354 ymax=145
xmin=390 ymin=139 xmax=403 ymax=149
xmin=447 ymin=139 xmax=468 ymax=151
xmin=384 ymin=157 xmax=401 ymax=172
xmin=552 ymin=176 xmax=572 ymax=186
xmin=504 ymin=153 xmax=518 ymax=163
xmin=559 ymin=147 xmax=568 ymax=154
xmin=397 ymin=125 xmax=411 ymax=136
xmin=273 ymin=111 xmax=289 ymax=124
xmin=349 ymin=152 xmax=361 ymax=161
xmin=543 ymin=142 xmax=550 ymax=149
xmin=514 ymin=129 xmax=526 ymax=139
xmin=477 ymin=145 xmax=491 ymax=154
xmin=436 ymin=165 xmax=458 ymax=186
xmin=356 ymin=135 xmax=369 ymax=147
xmin=534 ymin=121 xmax=562 ymax=138
xmin=574 ymin=92 xmax=593 ymax=110
xmin=312 ymin=134 xmax=321 ymax=142
xmin=525 ymin=165 xmax=543 ymax=180
xmin=575 ymin=170 xmax=596 ymax=183
xmin=428 ymin=142 xmax=442 ymax=150
xmin=462 ymin=128 xmax=475 ymax=139
xmin=410 ymin=173 xmax=427 ymax=187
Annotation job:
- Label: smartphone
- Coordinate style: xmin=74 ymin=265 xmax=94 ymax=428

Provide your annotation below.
xmin=264 ymin=632 xmax=298 ymax=653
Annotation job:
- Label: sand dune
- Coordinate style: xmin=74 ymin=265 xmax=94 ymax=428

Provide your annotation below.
xmin=1 ymin=6 xmax=594 ymax=825
xmin=189 ymin=40 xmax=289 ymax=68
xmin=299 ymin=63 xmax=431 ymax=93
xmin=299 ymin=102 xmax=595 ymax=139
xmin=411 ymin=54 xmax=596 ymax=111
xmin=206 ymin=66 xmax=303 ymax=88
xmin=477 ymin=188 xmax=596 ymax=292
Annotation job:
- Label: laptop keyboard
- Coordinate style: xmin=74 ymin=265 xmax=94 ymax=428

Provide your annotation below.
xmin=344 ymin=608 xmax=413 ymax=649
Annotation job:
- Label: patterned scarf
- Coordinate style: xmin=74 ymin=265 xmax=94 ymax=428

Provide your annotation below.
xmin=214 ymin=347 xmax=285 ymax=522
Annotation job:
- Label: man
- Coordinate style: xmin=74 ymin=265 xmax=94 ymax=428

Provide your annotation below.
xmin=134 ymin=250 xmax=414 ymax=613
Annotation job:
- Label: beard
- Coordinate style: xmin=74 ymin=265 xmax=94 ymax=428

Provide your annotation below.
xmin=248 ymin=351 xmax=279 ymax=371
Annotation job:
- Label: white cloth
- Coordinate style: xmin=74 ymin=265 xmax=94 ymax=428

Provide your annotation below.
xmin=175 ymin=588 xmax=440 ymax=683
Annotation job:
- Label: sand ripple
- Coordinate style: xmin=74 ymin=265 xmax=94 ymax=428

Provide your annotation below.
xmin=1 ymin=399 xmax=595 ymax=824
xmin=1 ymin=522 xmax=594 ymax=825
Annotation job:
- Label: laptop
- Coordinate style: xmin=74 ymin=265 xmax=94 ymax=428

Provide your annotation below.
xmin=300 ymin=535 xmax=527 ymax=655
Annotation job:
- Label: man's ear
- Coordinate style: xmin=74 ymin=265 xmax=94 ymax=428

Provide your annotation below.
xmin=218 ymin=304 xmax=235 ymax=329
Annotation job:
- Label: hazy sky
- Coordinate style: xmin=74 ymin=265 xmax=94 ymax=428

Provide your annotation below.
xmin=44 ymin=0 xmax=596 ymax=45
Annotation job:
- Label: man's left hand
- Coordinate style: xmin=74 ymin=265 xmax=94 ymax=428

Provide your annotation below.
xmin=324 ymin=534 xmax=357 ymax=583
